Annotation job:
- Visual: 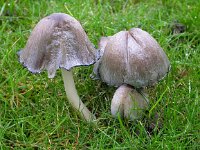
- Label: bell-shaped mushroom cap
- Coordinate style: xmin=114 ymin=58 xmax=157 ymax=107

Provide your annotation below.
xmin=95 ymin=28 xmax=170 ymax=88
xmin=18 ymin=13 xmax=96 ymax=78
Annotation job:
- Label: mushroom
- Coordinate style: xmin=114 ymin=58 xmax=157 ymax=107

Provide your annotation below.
xmin=111 ymin=84 xmax=149 ymax=120
xmin=94 ymin=28 xmax=170 ymax=120
xmin=18 ymin=13 xmax=97 ymax=121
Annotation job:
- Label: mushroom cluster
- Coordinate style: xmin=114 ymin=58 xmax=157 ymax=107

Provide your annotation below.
xmin=94 ymin=28 xmax=170 ymax=120
xmin=18 ymin=13 xmax=170 ymax=122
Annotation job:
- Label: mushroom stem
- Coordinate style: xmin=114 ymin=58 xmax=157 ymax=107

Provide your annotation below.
xmin=61 ymin=69 xmax=96 ymax=121
xmin=111 ymin=84 xmax=149 ymax=120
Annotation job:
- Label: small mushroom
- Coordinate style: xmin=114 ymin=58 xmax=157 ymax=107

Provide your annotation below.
xmin=18 ymin=13 xmax=97 ymax=121
xmin=94 ymin=28 xmax=170 ymax=120
xmin=111 ymin=84 xmax=149 ymax=120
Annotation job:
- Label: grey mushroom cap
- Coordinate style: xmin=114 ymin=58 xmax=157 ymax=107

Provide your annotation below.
xmin=18 ymin=13 xmax=96 ymax=78
xmin=94 ymin=28 xmax=170 ymax=88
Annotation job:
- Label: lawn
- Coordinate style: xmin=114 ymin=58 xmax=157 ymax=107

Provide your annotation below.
xmin=0 ymin=0 xmax=199 ymax=149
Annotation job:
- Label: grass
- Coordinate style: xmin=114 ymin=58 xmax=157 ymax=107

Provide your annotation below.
xmin=0 ymin=0 xmax=199 ymax=149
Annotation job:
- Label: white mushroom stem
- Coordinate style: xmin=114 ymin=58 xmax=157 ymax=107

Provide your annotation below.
xmin=111 ymin=84 xmax=149 ymax=121
xmin=61 ymin=69 xmax=96 ymax=121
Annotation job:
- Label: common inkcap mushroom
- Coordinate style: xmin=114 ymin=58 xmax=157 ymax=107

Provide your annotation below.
xmin=94 ymin=28 xmax=170 ymax=120
xmin=111 ymin=84 xmax=148 ymax=120
xmin=18 ymin=13 xmax=97 ymax=121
